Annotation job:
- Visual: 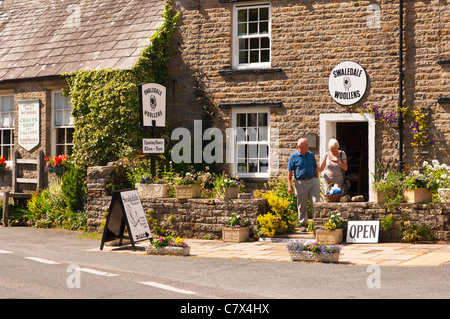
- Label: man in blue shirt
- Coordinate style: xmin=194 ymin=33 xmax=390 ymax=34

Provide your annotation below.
xmin=287 ymin=138 xmax=320 ymax=231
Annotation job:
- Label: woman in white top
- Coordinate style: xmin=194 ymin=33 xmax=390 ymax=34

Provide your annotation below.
xmin=318 ymin=139 xmax=348 ymax=193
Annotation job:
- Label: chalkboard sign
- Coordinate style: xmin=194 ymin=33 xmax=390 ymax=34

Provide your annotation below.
xmin=100 ymin=189 xmax=152 ymax=251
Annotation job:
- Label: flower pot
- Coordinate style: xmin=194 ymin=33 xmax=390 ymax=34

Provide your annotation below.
xmin=404 ymin=188 xmax=432 ymax=203
xmin=0 ymin=165 xmax=5 ymax=174
xmin=438 ymin=188 xmax=450 ymax=203
xmin=222 ymin=226 xmax=249 ymax=242
xmin=48 ymin=165 xmax=66 ymax=175
xmin=135 ymin=183 xmax=169 ymax=199
xmin=373 ymin=190 xmax=386 ymax=204
xmin=145 ymin=245 xmax=190 ymax=256
xmin=315 ymin=228 xmax=343 ymax=245
xmin=317 ymin=252 xmax=340 ymax=263
xmin=288 ymin=250 xmax=317 ymax=262
xmin=174 ymin=184 xmax=202 ymax=199
xmin=217 ymin=187 xmax=239 ymax=199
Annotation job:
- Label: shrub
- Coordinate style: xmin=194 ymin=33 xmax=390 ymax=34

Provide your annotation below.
xmin=61 ymin=166 xmax=87 ymax=213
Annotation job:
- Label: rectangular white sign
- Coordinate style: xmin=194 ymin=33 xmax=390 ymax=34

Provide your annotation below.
xmin=120 ymin=190 xmax=152 ymax=242
xmin=140 ymin=83 xmax=166 ymax=127
xmin=346 ymin=221 xmax=380 ymax=243
xmin=18 ymin=99 xmax=40 ymax=151
xmin=143 ymin=138 xmax=165 ymax=154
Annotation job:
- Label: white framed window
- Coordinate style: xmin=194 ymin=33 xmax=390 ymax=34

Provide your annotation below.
xmin=233 ymin=3 xmax=271 ymax=69
xmin=231 ymin=107 xmax=270 ymax=178
xmin=51 ymin=90 xmax=74 ymax=156
xmin=0 ymin=94 xmax=14 ymax=161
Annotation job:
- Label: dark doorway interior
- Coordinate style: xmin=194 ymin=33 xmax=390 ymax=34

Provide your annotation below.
xmin=336 ymin=122 xmax=369 ymax=200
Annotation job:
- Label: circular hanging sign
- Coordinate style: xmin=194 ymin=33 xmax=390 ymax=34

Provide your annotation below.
xmin=328 ymin=61 xmax=367 ymax=105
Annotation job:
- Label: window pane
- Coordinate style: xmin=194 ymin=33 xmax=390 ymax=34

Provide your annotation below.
xmin=248 ymin=22 xmax=258 ymax=34
xmin=1 ymin=114 xmax=10 ymax=128
xmin=258 ymin=127 xmax=268 ymax=141
xmin=238 ymin=9 xmax=247 ymax=23
xmin=239 ymin=38 xmax=248 ymax=50
xmin=250 ymin=50 xmax=259 ymax=63
xmin=247 ymin=113 xmax=257 ymax=127
xmin=259 ymin=22 xmax=268 ymax=34
xmin=258 ymin=113 xmax=268 ymax=126
xmin=259 ymin=144 xmax=269 ymax=158
xmin=237 ymin=113 xmax=246 ymax=127
xmin=238 ymin=23 xmax=247 ymax=36
xmin=249 ymin=8 xmax=258 ymax=21
xmin=261 ymin=50 xmax=270 ymax=63
xmin=67 ymin=127 xmax=74 ymax=143
xmin=236 ymin=127 xmax=246 ymax=142
xmin=238 ymin=162 xmax=247 ymax=173
xmin=248 ymin=144 xmax=258 ymax=159
xmin=237 ymin=144 xmax=246 ymax=159
xmin=260 ymin=37 xmax=270 ymax=48
xmin=55 ymin=110 xmax=63 ymax=126
xmin=1 ymin=97 xmax=12 ymax=111
xmin=250 ymin=38 xmax=259 ymax=49
xmin=239 ymin=51 xmax=248 ymax=64
xmin=247 ymin=127 xmax=257 ymax=141
xmin=260 ymin=7 xmax=269 ymax=20
xmin=54 ymin=93 xmax=63 ymax=109
xmin=3 ymin=130 xmax=11 ymax=144
xmin=56 ymin=145 xmax=65 ymax=155
xmin=56 ymin=128 xmax=65 ymax=144
xmin=260 ymin=159 xmax=269 ymax=173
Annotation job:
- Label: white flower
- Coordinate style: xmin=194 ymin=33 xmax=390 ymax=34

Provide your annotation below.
xmin=330 ymin=214 xmax=334 ymax=218
xmin=413 ymin=170 xmax=419 ymax=175
xmin=442 ymin=174 xmax=447 ymax=179
xmin=432 ymin=159 xmax=439 ymax=166
xmin=423 ymin=161 xmax=429 ymax=167
xmin=434 ymin=164 xmax=441 ymax=170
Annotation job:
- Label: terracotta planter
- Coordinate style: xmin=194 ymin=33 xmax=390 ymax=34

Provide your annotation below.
xmin=315 ymin=228 xmax=343 ymax=245
xmin=145 ymin=245 xmax=190 ymax=256
xmin=404 ymin=188 xmax=432 ymax=203
xmin=174 ymin=184 xmax=201 ymax=199
xmin=438 ymin=188 xmax=450 ymax=203
xmin=217 ymin=187 xmax=239 ymax=199
xmin=135 ymin=183 xmax=169 ymax=199
xmin=222 ymin=226 xmax=249 ymax=242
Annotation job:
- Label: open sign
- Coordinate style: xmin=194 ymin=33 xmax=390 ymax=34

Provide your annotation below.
xmin=346 ymin=221 xmax=380 ymax=243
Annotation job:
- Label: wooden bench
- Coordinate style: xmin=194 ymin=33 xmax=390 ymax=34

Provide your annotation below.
xmin=2 ymin=151 xmax=43 ymax=227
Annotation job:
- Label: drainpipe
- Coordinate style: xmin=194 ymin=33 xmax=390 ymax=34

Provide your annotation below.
xmin=398 ymin=0 xmax=404 ymax=172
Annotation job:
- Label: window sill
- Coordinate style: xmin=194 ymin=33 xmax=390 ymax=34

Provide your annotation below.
xmin=218 ymin=68 xmax=282 ymax=76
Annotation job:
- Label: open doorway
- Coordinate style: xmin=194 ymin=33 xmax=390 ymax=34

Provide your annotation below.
xmin=336 ymin=122 xmax=369 ymax=199
xmin=319 ymin=113 xmax=375 ymax=202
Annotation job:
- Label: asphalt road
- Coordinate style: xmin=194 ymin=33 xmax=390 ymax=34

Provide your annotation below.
xmin=1 ymin=227 xmax=449 ymax=306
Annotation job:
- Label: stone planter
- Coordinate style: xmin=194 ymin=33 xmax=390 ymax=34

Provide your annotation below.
xmin=404 ymin=188 xmax=432 ymax=203
xmin=315 ymin=228 xmax=343 ymax=245
xmin=373 ymin=190 xmax=387 ymax=204
xmin=145 ymin=245 xmax=190 ymax=256
xmin=217 ymin=187 xmax=239 ymax=199
xmin=317 ymin=252 xmax=340 ymax=263
xmin=438 ymin=188 xmax=450 ymax=203
xmin=289 ymin=250 xmax=317 ymax=262
xmin=222 ymin=226 xmax=250 ymax=242
xmin=174 ymin=184 xmax=201 ymax=199
xmin=135 ymin=183 xmax=169 ymax=199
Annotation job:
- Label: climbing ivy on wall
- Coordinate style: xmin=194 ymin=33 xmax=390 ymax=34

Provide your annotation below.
xmin=63 ymin=0 xmax=180 ymax=170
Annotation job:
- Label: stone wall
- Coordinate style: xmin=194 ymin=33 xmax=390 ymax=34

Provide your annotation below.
xmin=314 ymin=202 xmax=450 ymax=242
xmin=86 ymin=165 xmax=268 ymax=238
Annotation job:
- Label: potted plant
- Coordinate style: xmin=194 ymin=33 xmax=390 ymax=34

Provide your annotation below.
xmin=222 ymin=213 xmax=250 ymax=242
xmin=286 ymin=241 xmax=341 ymax=263
xmin=0 ymin=156 xmax=6 ymax=173
xmin=315 ymin=213 xmax=344 ymax=244
xmin=45 ymin=154 xmax=69 ymax=175
xmin=173 ymin=172 xmax=202 ymax=198
xmin=145 ymin=236 xmax=190 ymax=256
xmin=422 ymin=160 xmax=450 ymax=203
xmin=372 ymin=171 xmax=404 ymax=204
xmin=403 ymin=170 xmax=433 ymax=203
xmin=214 ymin=171 xmax=242 ymax=199
xmin=135 ymin=175 xmax=169 ymax=199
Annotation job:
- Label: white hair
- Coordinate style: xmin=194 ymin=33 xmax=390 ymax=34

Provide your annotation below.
xmin=297 ymin=138 xmax=307 ymax=146
xmin=328 ymin=138 xmax=340 ymax=149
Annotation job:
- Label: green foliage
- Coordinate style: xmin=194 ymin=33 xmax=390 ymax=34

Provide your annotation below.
xmin=379 ymin=214 xmax=395 ymax=231
xmin=64 ymin=0 xmax=180 ymax=170
xmin=399 ymin=221 xmax=432 ymax=243
xmin=61 ymin=166 xmax=87 ymax=213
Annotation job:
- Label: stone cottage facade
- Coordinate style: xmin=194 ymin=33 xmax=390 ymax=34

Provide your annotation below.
xmin=0 ymin=0 xmax=165 ymax=192
xmin=167 ymin=0 xmax=449 ymax=201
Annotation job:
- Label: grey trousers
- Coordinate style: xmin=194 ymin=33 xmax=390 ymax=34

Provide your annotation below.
xmin=294 ymin=177 xmax=320 ymax=226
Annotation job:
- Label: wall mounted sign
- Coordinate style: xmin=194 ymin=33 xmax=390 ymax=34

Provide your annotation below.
xmin=346 ymin=220 xmax=380 ymax=243
xmin=100 ymin=189 xmax=152 ymax=251
xmin=139 ymin=83 xmax=166 ymax=127
xmin=18 ymin=99 xmax=40 ymax=151
xmin=328 ymin=61 xmax=367 ymax=105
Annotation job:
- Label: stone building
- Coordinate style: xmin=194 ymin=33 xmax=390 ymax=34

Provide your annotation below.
xmin=0 ymin=0 xmax=166 ymax=191
xmin=167 ymin=0 xmax=449 ymax=201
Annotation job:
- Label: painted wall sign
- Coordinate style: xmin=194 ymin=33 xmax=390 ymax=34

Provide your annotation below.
xmin=346 ymin=220 xmax=380 ymax=243
xmin=143 ymin=138 xmax=165 ymax=154
xmin=139 ymin=83 xmax=166 ymax=127
xmin=328 ymin=61 xmax=367 ymax=106
xmin=18 ymin=99 xmax=40 ymax=151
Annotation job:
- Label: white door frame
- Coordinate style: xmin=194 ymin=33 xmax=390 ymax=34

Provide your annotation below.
xmin=319 ymin=113 xmax=375 ymax=202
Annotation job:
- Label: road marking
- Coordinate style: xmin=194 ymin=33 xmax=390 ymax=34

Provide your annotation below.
xmin=0 ymin=250 xmax=14 ymax=254
xmin=24 ymin=257 xmax=60 ymax=265
xmin=139 ymin=281 xmax=196 ymax=295
xmin=78 ymin=267 xmax=118 ymax=277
